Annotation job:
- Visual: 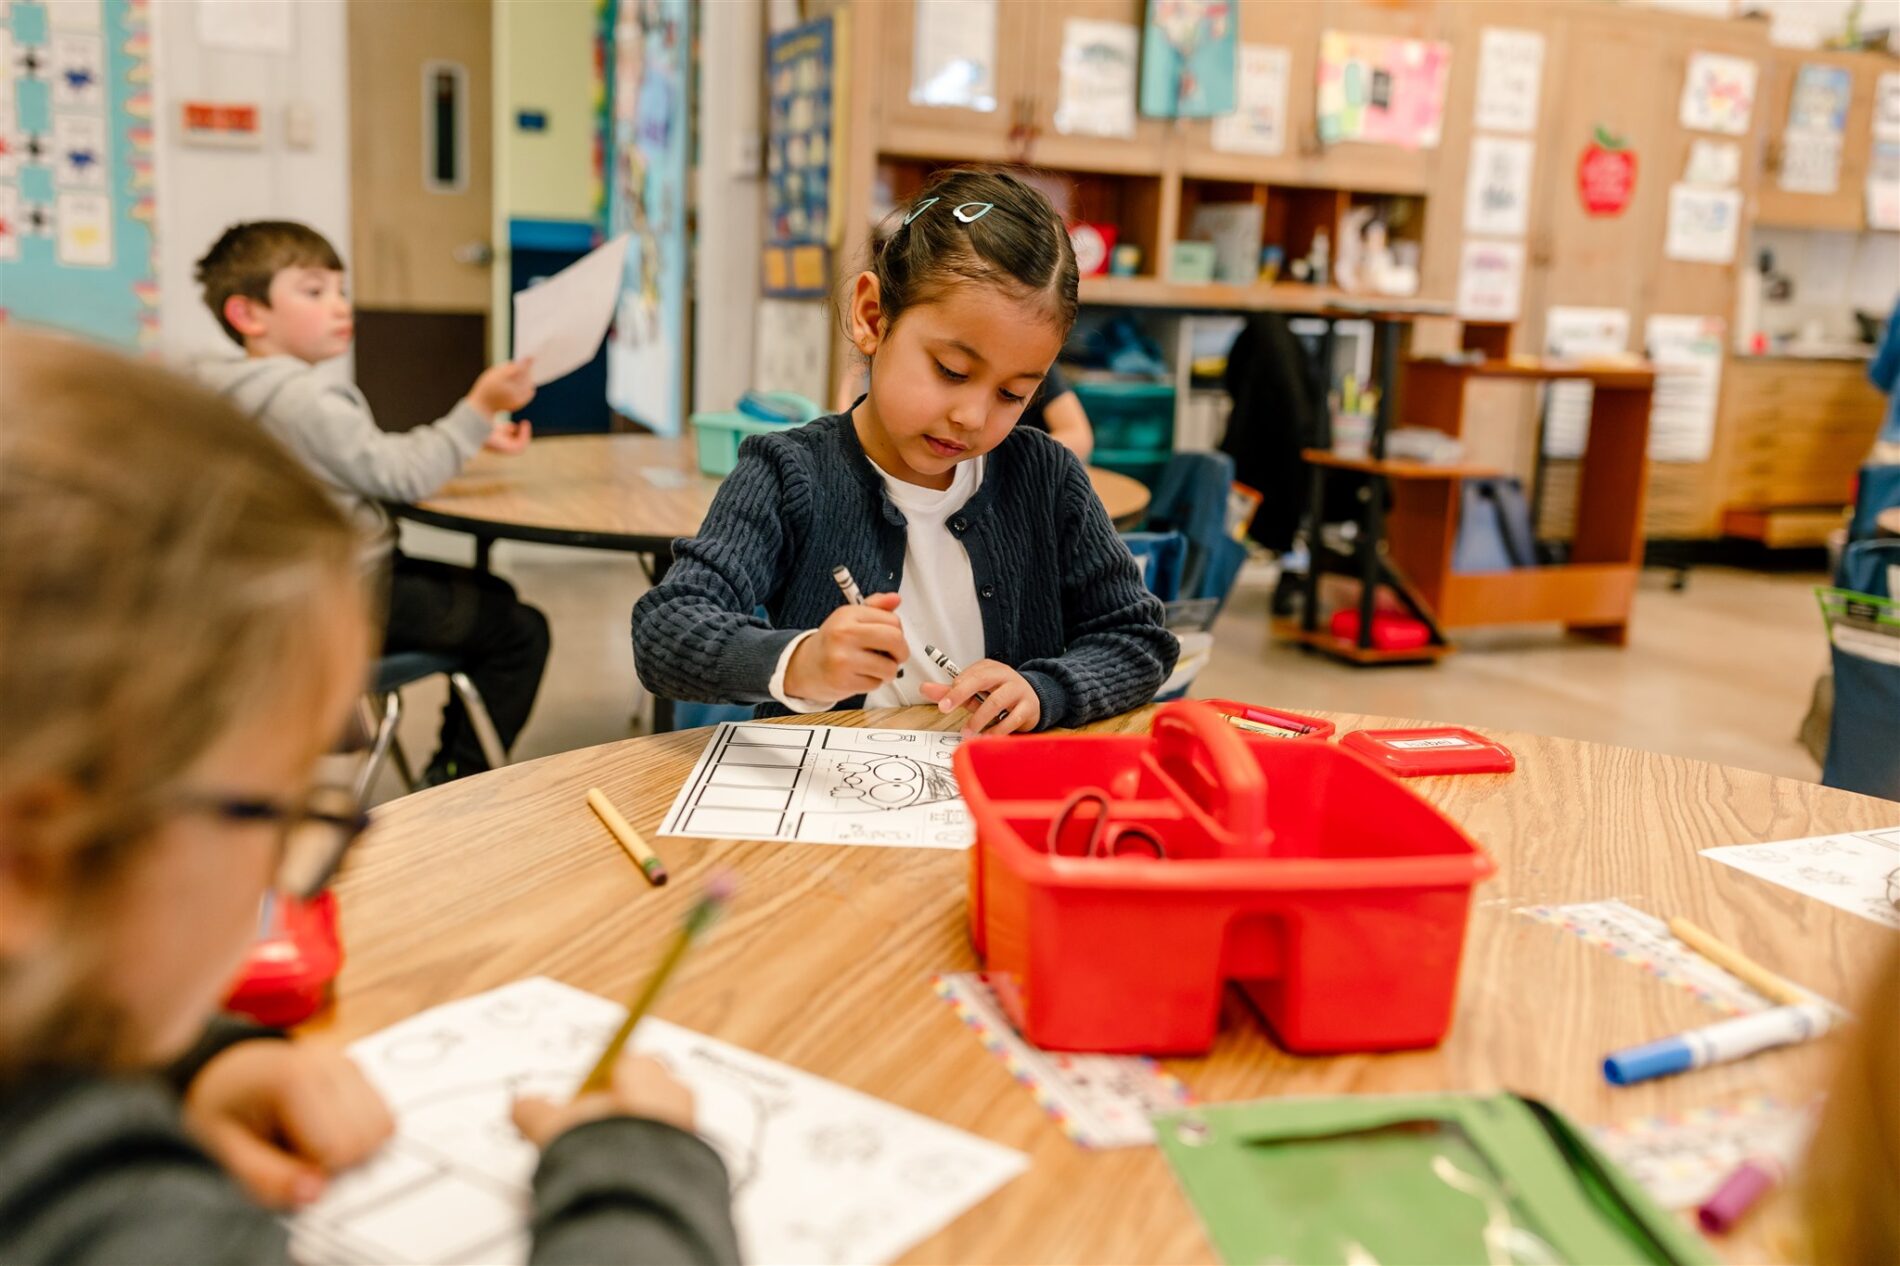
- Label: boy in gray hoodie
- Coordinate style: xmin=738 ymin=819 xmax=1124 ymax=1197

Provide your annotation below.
xmin=193 ymin=221 xmax=549 ymax=785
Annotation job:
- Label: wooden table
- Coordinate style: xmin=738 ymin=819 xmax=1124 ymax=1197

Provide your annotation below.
xmin=400 ymin=433 xmax=1154 ymax=567
xmin=1880 ymin=505 xmax=1900 ymax=538
xmin=318 ymin=705 xmax=1898 ymax=1262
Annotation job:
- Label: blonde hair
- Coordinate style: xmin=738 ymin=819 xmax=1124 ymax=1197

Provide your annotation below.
xmin=0 ymin=329 xmax=361 ymax=1077
xmin=1805 ymin=937 xmax=1900 ymax=1262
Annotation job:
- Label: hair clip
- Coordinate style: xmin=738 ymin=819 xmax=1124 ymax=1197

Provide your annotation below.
xmin=903 ymin=197 xmax=939 ymax=225
xmin=953 ymin=202 xmax=995 ymax=223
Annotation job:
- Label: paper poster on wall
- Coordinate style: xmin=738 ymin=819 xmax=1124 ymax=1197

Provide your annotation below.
xmin=1577 ymin=127 xmax=1637 ymax=215
xmin=1684 ymin=138 xmax=1739 ymax=188
xmin=1056 ymin=18 xmax=1138 ymax=138
xmin=51 ymin=111 xmax=104 ymax=188
xmin=1876 ymin=72 xmax=1900 ymax=145
xmin=605 ymin=0 xmax=690 ymax=436
xmin=49 ymin=32 xmax=104 ymax=109
xmin=1678 ymin=51 xmax=1756 ymax=135
xmin=1541 ymin=306 xmax=1631 ymax=460
xmin=763 ymin=14 xmax=841 ymax=298
xmin=1463 ymin=135 xmax=1534 ymax=237
xmin=754 ymin=297 xmax=831 ymax=409
xmin=1316 ymin=30 xmax=1452 ymax=150
xmin=0 ymin=184 xmax=19 ymax=262
xmin=1210 ymin=43 xmax=1289 ymax=156
xmin=910 ymin=0 xmax=996 ymax=112
xmin=1139 ymin=0 xmax=1237 ymax=119
xmin=1664 ymin=183 xmax=1741 ymax=263
xmin=1455 ymin=239 xmax=1524 ymax=322
xmin=1779 ymin=63 xmax=1850 ymax=195
xmin=1644 ymin=314 xmax=1723 ymax=463
xmin=1868 ymin=147 xmax=1900 ymax=231
xmin=1474 ymin=27 xmax=1543 ymax=134
xmin=46 ymin=0 xmax=101 ymax=30
xmin=195 ymin=0 xmax=293 ymax=53
xmin=54 ymin=189 xmax=110 ymax=265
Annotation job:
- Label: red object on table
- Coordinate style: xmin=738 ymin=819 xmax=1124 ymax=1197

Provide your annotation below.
xmin=1340 ymin=727 xmax=1517 ymax=777
xmin=956 ymin=701 xmax=1495 ymax=1055
xmin=224 ymin=890 xmax=342 ymax=1027
xmin=1329 ymin=609 xmax=1432 ymax=650
xmin=1198 ymin=697 xmax=1336 ymax=740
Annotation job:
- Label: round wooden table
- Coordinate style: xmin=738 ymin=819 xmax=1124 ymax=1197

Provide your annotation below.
xmin=317 ymin=706 xmax=1896 ymax=1263
xmin=400 ymin=434 xmax=1154 ymax=564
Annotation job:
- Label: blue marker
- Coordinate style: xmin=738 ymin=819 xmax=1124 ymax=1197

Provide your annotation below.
xmin=1603 ymin=1001 xmax=1835 ymax=1086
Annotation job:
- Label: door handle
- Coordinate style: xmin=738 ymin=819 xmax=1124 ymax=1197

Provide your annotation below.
xmin=454 ymin=241 xmax=495 ymax=267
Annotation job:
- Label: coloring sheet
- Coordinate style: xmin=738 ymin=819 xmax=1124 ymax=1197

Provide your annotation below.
xmin=1517 ymin=900 xmax=1777 ymax=1016
xmin=292 ymin=978 xmax=1027 ymax=1266
xmin=935 ymin=973 xmax=1193 ymax=1149
xmin=1591 ymin=1096 xmax=1812 ymax=1210
xmin=658 ymin=722 xmax=971 ymax=849
xmin=1701 ymin=827 xmax=1900 ymax=931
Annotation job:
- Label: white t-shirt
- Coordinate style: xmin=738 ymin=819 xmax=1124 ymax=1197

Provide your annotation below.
xmin=770 ymin=456 xmax=987 ymax=711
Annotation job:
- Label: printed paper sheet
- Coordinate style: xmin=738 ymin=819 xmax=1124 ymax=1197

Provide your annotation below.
xmin=292 ymin=978 xmax=1027 ymax=1266
xmin=1702 ymin=827 xmax=1900 ymax=931
xmin=658 ymin=723 xmax=972 ymax=849
xmin=1591 ymin=1097 xmax=1813 ymax=1210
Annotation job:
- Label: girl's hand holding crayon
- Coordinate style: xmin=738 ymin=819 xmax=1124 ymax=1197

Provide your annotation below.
xmin=784 ymin=592 xmax=909 ymax=701
xmin=921 ymin=660 xmax=1040 ymax=736
xmin=512 ymin=1053 xmax=697 ymax=1147
xmin=183 ymin=1039 xmax=394 ymax=1209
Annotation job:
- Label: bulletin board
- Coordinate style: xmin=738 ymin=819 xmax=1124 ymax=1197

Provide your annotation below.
xmin=763 ymin=13 xmax=845 ymax=300
xmin=0 ymin=0 xmax=158 ymax=349
xmin=603 ymin=0 xmax=689 ymax=436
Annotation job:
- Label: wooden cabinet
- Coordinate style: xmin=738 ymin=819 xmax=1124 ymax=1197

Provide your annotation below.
xmin=1754 ymin=48 xmax=1886 ymax=232
xmin=1718 ymin=356 xmax=1885 ymax=508
xmin=874 ymin=0 xmax=1035 ymax=162
xmin=1023 ymin=0 xmax=1171 ymax=173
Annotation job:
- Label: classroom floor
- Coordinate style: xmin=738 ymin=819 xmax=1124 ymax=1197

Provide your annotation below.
xmin=369 ymin=524 xmax=1832 ymax=805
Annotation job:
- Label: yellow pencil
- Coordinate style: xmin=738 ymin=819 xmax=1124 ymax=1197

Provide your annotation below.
xmin=575 ymin=873 xmax=734 ymax=1097
xmin=1668 ymin=916 xmax=1818 ymax=1008
xmin=587 ymin=787 xmax=668 ymax=886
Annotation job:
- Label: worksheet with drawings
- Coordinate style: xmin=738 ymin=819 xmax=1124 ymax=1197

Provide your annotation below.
xmin=1701 ymin=827 xmax=1900 ymax=931
xmin=658 ymin=722 xmax=972 ymax=848
xmin=291 ymin=978 xmax=1027 ymax=1266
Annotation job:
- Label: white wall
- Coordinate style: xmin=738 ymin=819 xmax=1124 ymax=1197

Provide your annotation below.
xmin=151 ymin=0 xmax=351 ymax=363
xmin=1753 ymin=225 xmax=1900 ymax=341
xmin=691 ymin=0 xmax=764 ymax=413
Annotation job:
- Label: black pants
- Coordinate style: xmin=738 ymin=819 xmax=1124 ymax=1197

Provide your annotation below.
xmin=383 ymin=553 xmax=550 ymax=777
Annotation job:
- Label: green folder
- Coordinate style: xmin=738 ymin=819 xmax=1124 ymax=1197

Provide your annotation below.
xmin=1155 ymin=1093 xmax=1713 ymax=1265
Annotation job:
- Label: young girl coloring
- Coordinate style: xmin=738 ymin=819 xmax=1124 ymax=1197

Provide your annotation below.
xmin=0 ymin=333 xmax=738 ymax=1263
xmin=635 ymin=169 xmax=1177 ymax=733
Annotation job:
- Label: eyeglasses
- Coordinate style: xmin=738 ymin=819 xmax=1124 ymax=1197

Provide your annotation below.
xmin=178 ymin=783 xmax=370 ymax=900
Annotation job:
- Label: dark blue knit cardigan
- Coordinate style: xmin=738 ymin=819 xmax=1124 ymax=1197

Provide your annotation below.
xmin=631 ymin=412 xmax=1178 ymax=730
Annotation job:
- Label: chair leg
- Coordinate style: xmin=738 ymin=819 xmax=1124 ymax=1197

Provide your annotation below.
xmin=448 ymin=671 xmax=510 ymax=771
xmin=354 ymin=690 xmax=403 ymax=803
xmin=390 ymin=735 xmax=419 ymax=793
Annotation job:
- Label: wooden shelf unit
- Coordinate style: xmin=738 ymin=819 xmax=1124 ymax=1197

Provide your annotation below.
xmin=1388 ymin=359 xmax=1659 ymax=645
xmin=1272 ymin=620 xmax=1452 ymax=666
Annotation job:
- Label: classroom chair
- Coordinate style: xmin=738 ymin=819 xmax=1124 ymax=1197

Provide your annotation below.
xmin=670 ymin=702 xmax=757 ymax=730
xmin=1821 ymin=538 xmax=1900 ymax=801
xmin=353 ymin=651 xmax=508 ymax=802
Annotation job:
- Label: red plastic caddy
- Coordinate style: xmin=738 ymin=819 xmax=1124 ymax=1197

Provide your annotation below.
xmin=954 ymin=701 xmax=1496 ymax=1055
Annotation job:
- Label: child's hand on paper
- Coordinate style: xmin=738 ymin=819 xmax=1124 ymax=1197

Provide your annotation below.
xmin=183 ymin=1039 xmax=394 ymax=1209
xmin=783 ymin=592 xmax=908 ymax=702
xmin=485 ymin=416 xmax=533 ymax=455
xmin=921 ymin=660 xmax=1040 ymax=736
xmin=512 ymin=1054 xmax=697 ymax=1147
xmin=468 ymin=357 xmax=536 ymax=416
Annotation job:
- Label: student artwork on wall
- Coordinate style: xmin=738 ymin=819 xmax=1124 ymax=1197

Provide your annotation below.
xmin=604 ymin=0 xmax=689 ymax=436
xmin=1315 ymin=30 xmax=1451 ymax=150
xmin=1055 ymin=18 xmax=1137 ymax=139
xmin=1664 ymin=183 xmax=1741 ymax=264
xmin=1678 ymin=51 xmax=1756 ymax=136
xmin=1473 ymin=27 xmax=1542 ymax=135
xmin=0 ymin=0 xmax=156 ymax=348
xmin=1463 ymin=135 xmax=1533 ymax=238
xmin=1138 ymin=0 xmax=1236 ymax=120
xmin=1779 ymin=63 xmax=1850 ymax=195
xmin=763 ymin=13 xmax=843 ymax=299
xmin=1577 ymin=125 xmax=1637 ymax=217
xmin=908 ymin=0 xmax=997 ymax=113
xmin=1872 ymin=73 xmax=1900 ymax=229
xmin=1454 ymin=239 xmax=1524 ymax=322
xmin=1209 ymin=44 xmax=1289 ymax=157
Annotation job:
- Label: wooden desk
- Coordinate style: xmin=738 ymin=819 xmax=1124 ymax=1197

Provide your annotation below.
xmin=320 ymin=706 xmax=1896 ymax=1263
xmin=401 ymin=434 xmax=1154 ymax=563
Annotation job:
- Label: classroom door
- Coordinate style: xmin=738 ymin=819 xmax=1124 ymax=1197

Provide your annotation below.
xmin=347 ymin=0 xmax=494 ymax=431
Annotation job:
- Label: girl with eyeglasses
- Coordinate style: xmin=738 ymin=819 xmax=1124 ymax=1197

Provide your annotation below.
xmin=0 ymin=332 xmax=738 ymax=1263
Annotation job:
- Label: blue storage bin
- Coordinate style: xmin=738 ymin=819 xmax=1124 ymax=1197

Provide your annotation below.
xmin=1071 ymin=380 xmax=1176 ymax=454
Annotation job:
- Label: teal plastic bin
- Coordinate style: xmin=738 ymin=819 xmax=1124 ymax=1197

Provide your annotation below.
xmin=1070 ymin=380 xmax=1176 ymax=454
xmin=690 ymin=391 xmax=823 ymax=477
